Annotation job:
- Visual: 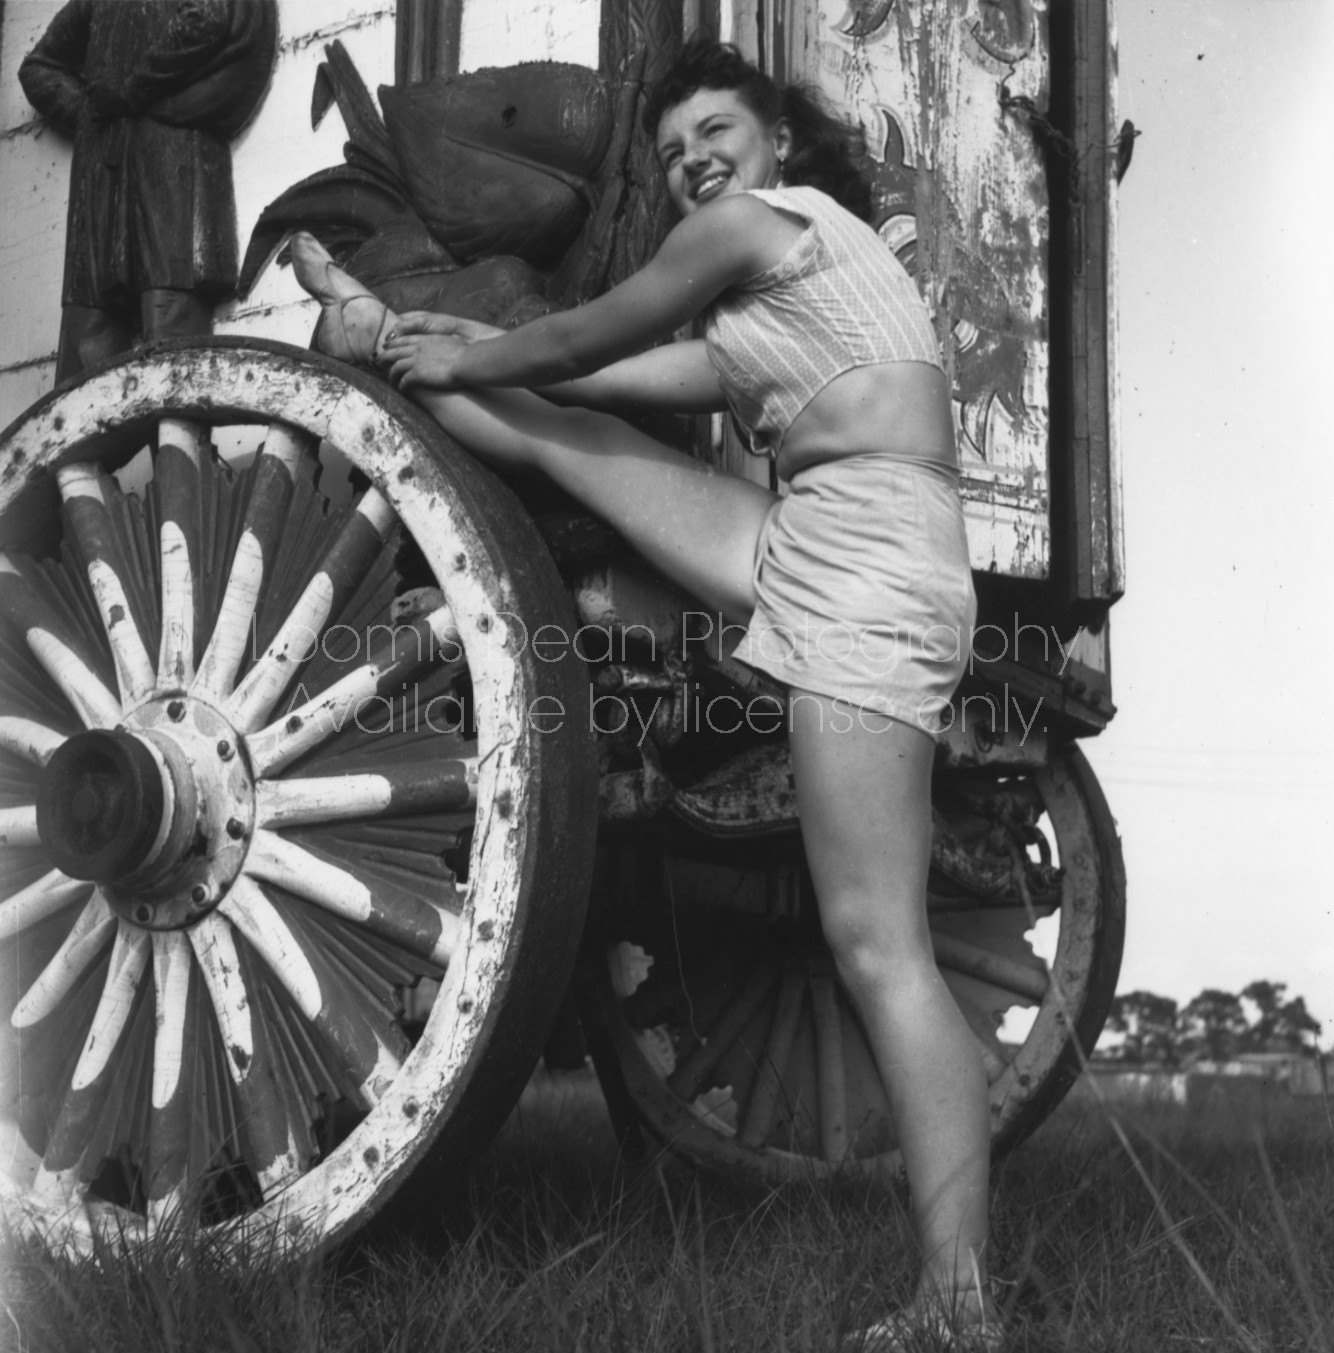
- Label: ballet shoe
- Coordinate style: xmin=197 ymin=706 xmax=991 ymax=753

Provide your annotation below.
xmin=289 ymin=231 xmax=394 ymax=366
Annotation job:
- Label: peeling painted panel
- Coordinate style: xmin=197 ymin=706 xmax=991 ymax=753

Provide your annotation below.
xmin=783 ymin=0 xmax=1053 ymax=579
xmin=457 ymin=0 xmax=600 ymax=73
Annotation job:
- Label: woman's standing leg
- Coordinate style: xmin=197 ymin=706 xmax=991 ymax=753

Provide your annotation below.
xmin=787 ymin=691 xmax=994 ymax=1324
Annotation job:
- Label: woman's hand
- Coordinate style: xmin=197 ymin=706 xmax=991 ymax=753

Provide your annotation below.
xmin=387 ymin=311 xmax=504 ymax=344
xmin=382 ymin=332 xmax=470 ymax=393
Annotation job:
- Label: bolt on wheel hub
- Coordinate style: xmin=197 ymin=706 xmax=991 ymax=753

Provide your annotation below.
xmin=35 ymin=696 xmax=255 ymax=930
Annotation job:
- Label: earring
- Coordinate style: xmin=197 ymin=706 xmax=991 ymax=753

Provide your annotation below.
xmin=777 ymin=150 xmax=788 ymax=186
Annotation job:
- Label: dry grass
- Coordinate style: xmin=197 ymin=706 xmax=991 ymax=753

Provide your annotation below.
xmin=3 ymin=1072 xmax=1332 ymax=1352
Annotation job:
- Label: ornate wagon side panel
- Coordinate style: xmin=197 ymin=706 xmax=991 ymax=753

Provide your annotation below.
xmin=774 ymin=0 xmax=1054 ymax=579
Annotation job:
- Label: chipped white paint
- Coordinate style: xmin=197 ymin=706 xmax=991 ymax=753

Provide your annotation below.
xmin=194 ymin=531 xmax=267 ymax=700
xmin=227 ymin=488 xmax=394 ymax=731
xmin=187 ymin=913 xmax=255 ymax=1085
xmin=246 ymin=663 xmax=384 ymax=776
xmin=25 ymin=629 xmax=122 ymax=729
xmin=245 ymin=828 xmax=459 ymax=965
xmin=53 ymin=462 xmax=103 ymax=503
xmin=227 ymin=573 xmax=336 ymax=731
xmin=11 ymin=891 xmax=116 ymax=1028
xmin=245 ymin=603 xmax=458 ymax=776
xmin=255 ymin=761 xmax=478 ymax=828
xmin=359 ymin=1039 xmax=403 ymax=1108
xmin=0 ymin=347 xmax=550 ymax=1257
xmin=70 ymin=925 xmax=151 ymax=1091
xmin=219 ymin=877 xmax=323 ymax=1023
xmin=355 ymin=486 xmax=397 ymax=538
xmin=255 ymin=772 xmax=393 ymax=827
xmin=0 ymin=716 xmax=67 ymax=766
xmin=156 ymin=521 xmax=195 ymax=691
xmin=150 ymin=932 xmax=192 ymax=1109
xmin=85 ymin=559 xmax=156 ymax=707
xmin=0 ymin=805 xmax=39 ymax=848
xmin=259 ymin=423 xmax=311 ymax=474
xmin=0 ymin=869 xmax=93 ymax=943
xmin=158 ymin=418 xmax=206 ymax=465
xmin=245 ymin=828 xmax=373 ymax=921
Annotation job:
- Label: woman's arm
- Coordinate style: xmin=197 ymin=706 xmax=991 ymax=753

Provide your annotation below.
xmin=380 ymin=194 xmax=799 ymax=393
xmin=536 ymin=340 xmax=726 ymax=413
xmin=387 ymin=313 xmax=727 ymax=413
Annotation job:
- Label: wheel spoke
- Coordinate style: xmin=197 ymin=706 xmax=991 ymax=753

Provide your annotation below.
xmin=188 ymin=912 xmax=304 ymax=1196
xmin=668 ymin=952 xmax=782 ymax=1102
xmin=737 ymin=969 xmax=806 ymax=1149
xmin=0 ymin=869 xmax=94 ymax=943
xmin=70 ymin=924 xmax=151 ymax=1092
xmin=254 ymin=758 xmax=478 ymax=829
xmin=0 ymin=717 xmax=66 ymax=766
xmin=220 ymin=876 xmax=404 ymax=1108
xmin=56 ymin=464 xmax=158 ymax=708
xmin=10 ymin=891 xmax=116 ymax=1028
xmin=149 ymin=931 xmax=193 ymax=1112
xmin=245 ymin=606 xmax=461 ymax=777
xmin=930 ymin=930 xmax=1050 ymax=1003
xmin=245 ymin=828 xmax=459 ymax=966
xmin=154 ymin=420 xmax=207 ymax=692
xmin=192 ymin=426 xmax=308 ymax=702
xmin=28 ymin=924 xmax=150 ymax=1201
xmin=809 ymin=974 xmax=849 ymax=1165
xmin=0 ymin=804 xmax=39 ymax=848
xmin=226 ymin=488 xmax=398 ymax=732
xmin=145 ymin=931 xmax=193 ymax=1221
xmin=0 ymin=557 xmax=121 ymax=728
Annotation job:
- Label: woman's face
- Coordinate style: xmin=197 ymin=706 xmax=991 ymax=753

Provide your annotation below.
xmin=655 ymin=87 xmax=791 ymax=216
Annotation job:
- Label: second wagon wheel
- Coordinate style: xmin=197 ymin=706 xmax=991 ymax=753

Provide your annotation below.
xmin=593 ymin=744 xmax=1124 ymax=1183
xmin=0 ymin=338 xmax=597 ymax=1256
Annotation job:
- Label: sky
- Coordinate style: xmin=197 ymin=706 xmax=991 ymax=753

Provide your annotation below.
xmin=1078 ymin=0 xmax=1334 ymax=1042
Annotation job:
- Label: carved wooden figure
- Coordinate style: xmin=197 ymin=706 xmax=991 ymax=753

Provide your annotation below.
xmin=18 ymin=0 xmax=278 ymax=380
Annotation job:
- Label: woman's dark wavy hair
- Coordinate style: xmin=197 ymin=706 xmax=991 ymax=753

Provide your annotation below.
xmin=641 ymin=36 xmax=872 ymax=222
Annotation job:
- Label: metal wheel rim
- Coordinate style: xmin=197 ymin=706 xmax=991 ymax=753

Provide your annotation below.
xmin=0 ymin=340 xmax=596 ymax=1255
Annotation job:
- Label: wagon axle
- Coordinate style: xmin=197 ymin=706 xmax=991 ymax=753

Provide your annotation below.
xmin=35 ymin=697 xmax=255 ymax=931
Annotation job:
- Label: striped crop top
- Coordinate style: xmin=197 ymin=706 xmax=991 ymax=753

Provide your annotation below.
xmin=702 ymin=185 xmax=942 ymax=457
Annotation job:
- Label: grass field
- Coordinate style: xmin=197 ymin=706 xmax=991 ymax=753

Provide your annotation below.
xmin=3 ymin=1070 xmax=1332 ymax=1352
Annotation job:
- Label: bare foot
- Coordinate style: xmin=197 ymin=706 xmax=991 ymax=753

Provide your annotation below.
xmin=289 ymin=232 xmax=395 ymax=366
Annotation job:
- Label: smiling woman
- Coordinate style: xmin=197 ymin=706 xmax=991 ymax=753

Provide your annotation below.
xmin=292 ymin=34 xmax=995 ymax=1346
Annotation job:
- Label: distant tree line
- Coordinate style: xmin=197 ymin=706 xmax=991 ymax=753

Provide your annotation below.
xmin=1102 ymin=981 xmax=1323 ymax=1066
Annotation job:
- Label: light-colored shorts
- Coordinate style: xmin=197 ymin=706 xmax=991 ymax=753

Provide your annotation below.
xmin=731 ymin=453 xmax=976 ymax=738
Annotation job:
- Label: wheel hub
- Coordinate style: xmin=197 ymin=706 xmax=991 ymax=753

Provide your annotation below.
xmin=35 ymin=697 xmax=255 ymax=929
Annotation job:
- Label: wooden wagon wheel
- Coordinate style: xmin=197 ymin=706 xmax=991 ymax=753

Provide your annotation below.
xmin=593 ymin=745 xmax=1124 ymax=1183
xmin=0 ymin=338 xmax=597 ymax=1255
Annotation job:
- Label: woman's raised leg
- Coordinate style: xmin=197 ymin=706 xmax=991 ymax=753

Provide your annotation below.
xmin=786 ymin=692 xmax=996 ymax=1334
xmin=291 ymin=233 xmax=776 ymax=623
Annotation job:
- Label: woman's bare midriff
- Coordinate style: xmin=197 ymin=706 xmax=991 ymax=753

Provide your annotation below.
xmin=775 ymin=361 xmax=956 ymax=482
